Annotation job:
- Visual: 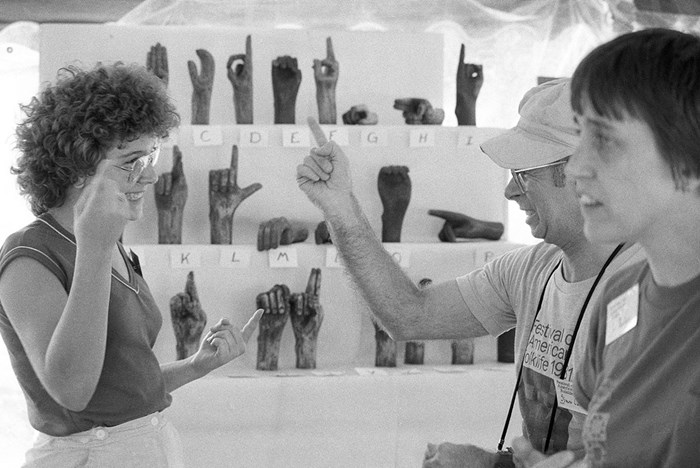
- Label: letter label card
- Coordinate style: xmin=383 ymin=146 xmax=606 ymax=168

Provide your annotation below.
xmin=268 ymin=247 xmax=299 ymax=268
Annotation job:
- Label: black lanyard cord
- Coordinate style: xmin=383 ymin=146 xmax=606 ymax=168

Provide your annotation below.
xmin=497 ymin=243 xmax=625 ymax=453
xmin=541 ymin=242 xmax=624 ymax=452
xmin=497 ymin=257 xmax=561 ymax=451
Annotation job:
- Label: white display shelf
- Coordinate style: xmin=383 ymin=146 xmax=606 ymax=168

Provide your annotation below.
xmin=123 ymin=124 xmax=511 ymax=246
xmin=167 ymin=363 xmax=522 ymax=467
xmin=131 ymin=241 xmax=523 ymax=369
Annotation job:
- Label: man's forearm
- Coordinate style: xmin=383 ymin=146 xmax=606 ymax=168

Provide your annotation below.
xmin=323 ymin=194 xmax=427 ymax=340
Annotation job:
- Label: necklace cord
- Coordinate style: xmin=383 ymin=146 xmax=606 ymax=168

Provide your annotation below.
xmin=497 ymin=243 xmax=624 ymax=453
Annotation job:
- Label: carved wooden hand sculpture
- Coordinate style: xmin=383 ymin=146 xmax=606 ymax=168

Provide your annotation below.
xmin=314 ymin=221 xmax=332 ymax=244
xmin=272 ymin=55 xmax=301 ymax=124
xmin=170 ymin=271 xmax=207 ymax=360
xmin=209 ymin=145 xmax=263 ymax=244
xmin=188 ymin=48 xmax=215 ymax=124
xmin=405 ymin=278 xmax=430 ymax=365
xmin=342 ymin=104 xmax=378 ymax=125
xmin=255 ymin=284 xmax=290 ymax=371
xmin=289 ymin=268 xmax=324 ymax=369
xmin=374 ymin=321 xmax=396 ymax=368
xmin=146 ymin=42 xmax=169 ymax=86
xmin=428 ymin=209 xmax=504 ymax=241
xmin=393 ymin=98 xmax=445 ymax=125
xmin=378 ymin=166 xmax=412 ymax=243
xmin=155 ymin=145 xmax=187 ymax=244
xmin=451 ymin=338 xmax=474 ymax=365
xmin=375 ymin=166 xmax=412 ymax=366
xmin=227 ymin=35 xmax=253 ymax=124
xmin=257 ymin=217 xmax=309 ymax=251
xmin=313 ymin=37 xmax=339 ymax=124
xmin=455 ymin=44 xmax=483 ymax=126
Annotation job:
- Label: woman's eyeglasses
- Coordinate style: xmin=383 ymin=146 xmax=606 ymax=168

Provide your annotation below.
xmin=116 ymin=145 xmax=161 ymax=183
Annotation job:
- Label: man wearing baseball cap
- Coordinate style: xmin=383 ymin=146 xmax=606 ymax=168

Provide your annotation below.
xmin=297 ymin=78 xmax=643 ymax=465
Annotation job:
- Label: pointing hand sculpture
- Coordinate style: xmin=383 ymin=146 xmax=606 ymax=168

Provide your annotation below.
xmin=256 ymin=284 xmax=290 ymax=371
xmin=146 ymin=42 xmax=169 ymax=86
xmin=455 ymin=44 xmax=483 ymax=126
xmin=342 ymin=104 xmax=378 ymax=125
xmin=188 ymin=48 xmax=215 ymax=125
xmin=209 ymin=145 xmax=263 ymax=244
xmin=290 ymin=268 xmax=324 ymax=369
xmin=227 ymin=35 xmax=253 ymax=124
xmin=313 ymin=37 xmax=339 ymax=124
xmin=394 ymin=98 xmax=444 ymax=125
xmin=155 ymin=145 xmax=188 ymax=244
xmin=272 ymin=55 xmax=302 ymax=124
xmin=170 ymin=271 xmax=207 ymax=360
xmin=257 ymin=217 xmax=309 ymax=251
xmin=428 ymin=209 xmax=504 ymax=242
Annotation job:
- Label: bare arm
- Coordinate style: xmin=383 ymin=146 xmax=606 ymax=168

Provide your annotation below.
xmin=0 ymin=253 xmax=111 ymax=411
xmin=297 ymin=119 xmax=487 ymax=341
xmin=161 ymin=309 xmax=263 ymax=393
xmin=0 ymin=164 xmax=129 ymax=411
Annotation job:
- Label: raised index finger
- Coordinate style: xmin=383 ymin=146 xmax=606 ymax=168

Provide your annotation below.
xmin=245 ymin=34 xmax=252 ymax=58
xmin=185 ymin=271 xmax=199 ymax=302
xmin=459 ymin=43 xmax=465 ymax=64
xmin=326 ymin=36 xmax=335 ymax=61
xmin=229 ymin=145 xmax=239 ymax=186
xmin=307 ymin=116 xmax=328 ymax=146
xmin=172 ymin=145 xmax=184 ymax=176
xmin=427 ymin=209 xmax=460 ymax=222
xmin=241 ymin=308 xmax=264 ymax=342
xmin=306 ymin=267 xmax=322 ymax=296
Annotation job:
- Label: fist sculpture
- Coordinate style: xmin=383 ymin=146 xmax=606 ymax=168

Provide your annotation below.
xmin=255 ymin=284 xmax=290 ymax=371
xmin=272 ymin=55 xmax=301 ymax=124
xmin=378 ymin=166 xmax=412 ymax=243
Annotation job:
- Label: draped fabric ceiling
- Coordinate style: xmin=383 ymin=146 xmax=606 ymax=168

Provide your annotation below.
xmin=2 ymin=0 xmax=699 ymax=127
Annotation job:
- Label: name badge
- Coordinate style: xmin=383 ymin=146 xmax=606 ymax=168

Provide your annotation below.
xmin=605 ymin=284 xmax=639 ymax=345
xmin=554 ymin=378 xmax=587 ymax=414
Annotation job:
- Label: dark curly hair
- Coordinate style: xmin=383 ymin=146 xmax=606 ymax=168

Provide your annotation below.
xmin=12 ymin=62 xmax=180 ymax=215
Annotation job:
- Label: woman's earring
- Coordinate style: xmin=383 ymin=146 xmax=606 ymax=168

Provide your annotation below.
xmin=74 ymin=178 xmax=86 ymax=189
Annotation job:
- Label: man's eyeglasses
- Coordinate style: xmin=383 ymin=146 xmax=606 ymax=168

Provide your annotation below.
xmin=510 ymin=158 xmax=569 ymax=194
xmin=116 ymin=145 xmax=161 ymax=183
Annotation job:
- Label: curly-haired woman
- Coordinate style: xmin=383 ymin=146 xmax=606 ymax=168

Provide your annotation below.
xmin=0 ymin=63 xmax=262 ymax=467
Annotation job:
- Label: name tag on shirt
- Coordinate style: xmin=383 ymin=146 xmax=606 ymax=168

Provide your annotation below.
xmin=554 ymin=378 xmax=587 ymax=414
xmin=605 ymin=284 xmax=639 ymax=345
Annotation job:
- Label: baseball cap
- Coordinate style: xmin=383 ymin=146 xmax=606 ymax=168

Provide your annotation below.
xmin=480 ymin=78 xmax=578 ymax=170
